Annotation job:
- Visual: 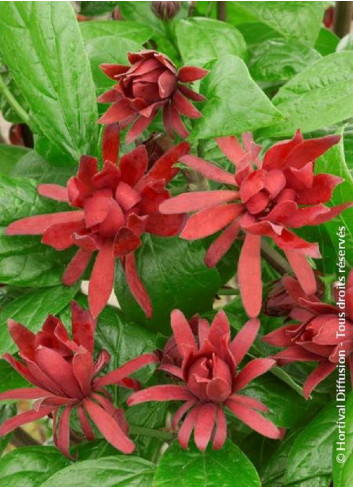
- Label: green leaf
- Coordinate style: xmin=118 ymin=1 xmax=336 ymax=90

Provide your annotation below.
xmin=80 ymin=20 xmax=152 ymax=44
xmin=0 ymin=446 xmax=71 ymax=487
xmin=80 ymin=1 xmax=118 ymax=16
xmin=0 ymin=403 xmax=16 ymax=454
xmin=314 ymin=27 xmax=339 ymax=56
xmin=260 ymin=52 xmax=353 ymax=137
xmin=115 ymin=235 xmax=222 ymax=332
xmin=236 ymin=22 xmax=282 ymax=49
xmin=0 ymin=144 xmax=30 ymax=176
xmin=285 ymin=403 xmax=336 ymax=486
xmin=0 ymin=2 xmax=98 ymax=164
xmin=0 ymin=283 xmax=79 ymax=355
xmin=154 ymin=439 xmax=261 ymax=487
xmin=175 ymin=18 xmax=247 ymax=66
xmin=232 ymin=1 xmax=326 ymax=46
xmin=333 ymin=391 xmax=353 ymax=486
xmin=337 ymin=33 xmax=353 ymax=52
xmin=249 ymin=39 xmax=321 ymax=83
xmin=117 ymin=1 xmax=164 ymax=34
xmin=0 ymin=358 xmax=29 ymax=393
xmin=41 ymin=456 xmax=155 ymax=487
xmin=191 ymin=55 xmax=283 ymax=140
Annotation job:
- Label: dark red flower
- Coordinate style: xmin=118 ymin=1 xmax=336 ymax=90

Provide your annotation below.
xmin=264 ymin=272 xmax=324 ymax=317
xmin=160 ymin=131 xmax=352 ymax=318
xmin=98 ymin=50 xmax=208 ymax=143
xmin=6 ymin=126 xmax=189 ymax=318
xmin=263 ymin=270 xmax=353 ymax=398
xmin=0 ymin=302 xmax=157 ymax=457
xmin=151 ymin=1 xmax=181 ymax=20
xmin=128 ymin=309 xmax=282 ymax=451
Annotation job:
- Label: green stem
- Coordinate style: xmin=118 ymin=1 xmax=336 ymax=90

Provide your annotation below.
xmin=0 ymin=74 xmax=30 ymax=125
xmin=218 ymin=288 xmax=237 ymax=296
xmin=129 ymin=425 xmax=174 ymax=441
xmin=261 ymin=239 xmax=291 ymax=276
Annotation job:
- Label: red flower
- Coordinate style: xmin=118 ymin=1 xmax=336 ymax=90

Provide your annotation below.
xmin=0 ymin=302 xmax=157 ymax=457
xmin=128 ymin=309 xmax=282 ymax=451
xmin=160 ymin=130 xmax=352 ymax=318
xmin=263 ymin=270 xmax=353 ymax=398
xmin=264 ymin=272 xmax=324 ymax=317
xmin=6 ymin=126 xmax=189 ymax=318
xmin=98 ymin=50 xmax=208 ymax=143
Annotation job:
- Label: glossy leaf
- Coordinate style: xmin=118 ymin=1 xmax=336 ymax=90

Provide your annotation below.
xmin=115 ymin=235 xmax=222 ymax=332
xmin=154 ymin=439 xmax=261 ymax=487
xmin=0 ymin=447 xmax=71 ymax=487
xmin=0 ymin=144 xmax=30 ymax=176
xmin=0 ymin=283 xmax=79 ymax=355
xmin=42 ymin=456 xmax=155 ymax=487
xmin=260 ymin=52 xmax=353 ymax=137
xmin=0 ymin=2 xmax=98 ymax=164
xmin=314 ymin=27 xmax=339 ymax=56
xmin=80 ymin=20 xmax=152 ymax=44
xmin=191 ymin=55 xmax=283 ymax=140
xmin=175 ymin=18 xmax=247 ymax=66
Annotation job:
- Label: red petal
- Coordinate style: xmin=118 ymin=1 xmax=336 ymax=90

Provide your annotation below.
xmin=171 ymin=399 xmax=196 ymax=429
xmin=158 ymin=70 xmax=177 ymax=98
xmin=98 ymin=99 xmax=136 ymax=124
xmin=6 ymin=211 xmax=84 ymax=236
xmin=263 ymin=130 xmax=303 ymax=170
xmin=146 ymin=212 xmax=185 ymax=237
xmin=225 ymin=400 xmax=282 ymax=439
xmin=0 ymin=387 xmax=50 ymax=401
xmin=119 ymin=145 xmax=148 ymax=187
xmin=170 ymin=103 xmax=189 ymax=138
xmin=126 ymin=114 xmax=155 ymax=145
xmin=205 ymin=220 xmax=240 ymax=268
xmin=72 ymin=350 xmax=94 ymax=397
xmin=77 ymin=155 xmax=98 ymax=186
xmin=42 ymin=220 xmax=84 ymax=250
xmin=77 ymin=405 xmax=94 ymax=440
xmin=124 ymin=252 xmax=152 ymax=318
xmin=97 ymin=88 xmax=121 ymax=103
xmin=56 ymin=406 xmax=72 ymax=458
xmin=160 ymin=190 xmax=239 ymax=214
xmin=83 ymin=398 xmax=135 ymax=454
xmin=230 ymin=393 xmax=268 ymax=412
xmin=234 ymin=358 xmax=275 ymax=391
xmin=178 ymin=405 xmax=200 ymax=449
xmin=230 ymin=318 xmax=260 ymax=366
xmin=213 ymin=406 xmax=227 ymax=450
xmin=238 ymin=234 xmax=262 ymax=318
xmin=83 ymin=189 xmax=112 ymax=228
xmin=273 ymin=346 xmax=323 ymax=364
xmin=7 ymin=319 xmax=35 ymax=358
xmin=115 ymin=181 xmax=141 ymax=211
xmin=89 ymin=241 xmax=115 ymax=318
xmin=303 ymin=362 xmax=336 ymax=399
xmin=180 ymin=155 xmax=235 ymax=185
xmin=99 ymin=200 xmax=125 ymax=238
xmin=102 ymin=123 xmax=120 ymax=164
xmin=284 ymin=135 xmax=341 ymax=169
xmin=127 ymin=385 xmax=194 ymax=405
xmin=71 ymin=302 xmax=96 ymax=354
xmin=262 ymin=323 xmax=300 ymax=348
xmin=216 ymin=136 xmax=245 ymax=166
xmin=113 ymin=227 xmax=141 ymax=257
xmin=144 ymin=141 xmax=190 ymax=185
xmin=273 ymin=230 xmax=321 ymax=258
xmin=62 ymin=249 xmax=93 ymax=286
xmin=178 ymin=66 xmax=209 ymax=83
xmin=0 ymin=407 xmax=52 ymax=436
xmin=178 ymin=85 xmax=205 ymax=102
xmin=38 ymin=184 xmax=68 ymax=202
xmin=181 ymin=204 xmax=243 ymax=240
xmin=96 ymin=353 xmax=158 ymax=387
xmin=284 ymin=250 xmax=317 ymax=296
xmin=100 ymin=63 xmax=129 ymax=79
xmin=240 ymin=170 xmax=265 ymax=203
xmin=173 ymin=90 xmax=202 ymax=118
xmin=171 ymin=309 xmax=197 ymax=357
xmin=194 ymin=403 xmax=217 ymax=451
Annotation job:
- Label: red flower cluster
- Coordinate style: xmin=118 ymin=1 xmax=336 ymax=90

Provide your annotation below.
xmin=98 ymin=50 xmax=208 ymax=143
xmin=263 ymin=271 xmax=353 ymax=398
xmin=0 ymin=303 xmax=157 ymax=456
xmin=128 ymin=309 xmax=282 ymax=451
xmin=160 ymin=131 xmax=352 ymax=318
xmin=6 ymin=126 xmax=189 ymax=318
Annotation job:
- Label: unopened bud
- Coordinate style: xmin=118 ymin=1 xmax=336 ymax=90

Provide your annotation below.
xmin=151 ymin=1 xmax=181 ymax=20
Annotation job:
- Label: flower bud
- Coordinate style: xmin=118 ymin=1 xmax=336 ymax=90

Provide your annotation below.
xmin=151 ymin=1 xmax=181 ymax=20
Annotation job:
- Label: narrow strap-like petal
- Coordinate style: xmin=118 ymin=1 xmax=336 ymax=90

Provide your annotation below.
xmin=212 ymin=406 xmax=227 ymax=450
xmin=272 ymin=346 xmax=323 ymax=364
xmin=178 ymin=405 xmax=200 ymax=449
xmin=229 ymin=393 xmax=268 ymax=413
xmin=56 ymin=405 xmax=73 ymax=458
xmin=89 ymin=241 xmax=115 ymax=318
xmin=126 ymin=114 xmax=155 ymax=145
xmin=102 ymin=123 xmax=120 ymax=164
xmin=62 ymin=249 xmax=93 ymax=286
xmin=179 ymin=155 xmax=235 ymax=186
xmin=194 ymin=403 xmax=217 ymax=452
xmin=160 ymin=190 xmax=239 ymax=214
xmin=230 ymin=318 xmax=260 ymax=366
xmin=284 ymin=249 xmax=317 ymax=296
xmin=84 ymin=398 xmax=135 ymax=454
xmin=171 ymin=399 xmax=196 ymax=429
xmin=38 ymin=184 xmax=68 ymax=202
xmin=205 ymin=219 xmax=241 ymax=268
xmin=42 ymin=220 xmax=84 ymax=251
xmin=303 ymin=362 xmax=336 ymax=399
xmin=238 ymin=233 xmax=262 ymax=318
xmin=171 ymin=309 xmax=197 ymax=357
xmin=234 ymin=358 xmax=275 ymax=391
xmin=173 ymin=90 xmax=202 ymax=118
xmin=77 ymin=405 xmax=94 ymax=441
xmin=127 ymin=385 xmax=195 ymax=405
xmin=0 ymin=387 xmax=51 ymax=401
xmin=178 ymin=66 xmax=209 ymax=82
xmin=144 ymin=141 xmax=190 ymax=185
xmin=124 ymin=252 xmax=152 ymax=318
xmin=216 ymin=136 xmax=245 ymax=166
xmin=0 ymin=407 xmax=52 ymax=436
xmin=95 ymin=353 xmax=158 ymax=387
xmin=72 ymin=350 xmax=94 ymax=397
xmin=6 ymin=211 xmax=84 ymax=236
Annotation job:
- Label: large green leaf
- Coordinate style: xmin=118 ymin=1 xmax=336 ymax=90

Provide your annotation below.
xmin=0 ymin=358 xmax=29 ymax=393
xmin=0 ymin=2 xmax=98 ymax=164
xmin=175 ymin=18 xmax=247 ymax=66
xmin=0 ymin=144 xmax=30 ymax=176
xmin=260 ymin=52 xmax=353 ymax=137
xmin=249 ymin=39 xmax=320 ymax=83
xmin=0 ymin=446 xmax=71 ymax=487
xmin=80 ymin=20 xmax=152 ymax=44
xmin=42 ymin=456 xmax=155 ymax=487
xmin=154 ymin=439 xmax=261 ymax=487
xmin=191 ymin=55 xmax=283 ymax=140
xmin=314 ymin=27 xmax=339 ymax=56
xmin=0 ymin=283 xmax=79 ymax=355
xmin=117 ymin=1 xmax=164 ymax=34
xmin=115 ymin=235 xmax=222 ymax=332
xmin=80 ymin=1 xmax=118 ymax=16
xmin=285 ymin=403 xmax=336 ymax=486
xmin=333 ymin=392 xmax=353 ymax=486
xmin=230 ymin=2 xmax=326 ymax=46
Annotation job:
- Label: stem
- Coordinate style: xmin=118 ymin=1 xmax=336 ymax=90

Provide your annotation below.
xmin=218 ymin=288 xmax=237 ymax=296
xmin=11 ymin=428 xmax=40 ymax=447
xmin=261 ymin=240 xmax=291 ymax=276
xmin=0 ymin=74 xmax=30 ymax=125
xmin=216 ymin=1 xmax=227 ymax=21
xmin=129 ymin=424 xmax=174 ymax=441
xmin=188 ymin=1 xmax=197 ymax=17
xmin=334 ymin=1 xmax=353 ymax=38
